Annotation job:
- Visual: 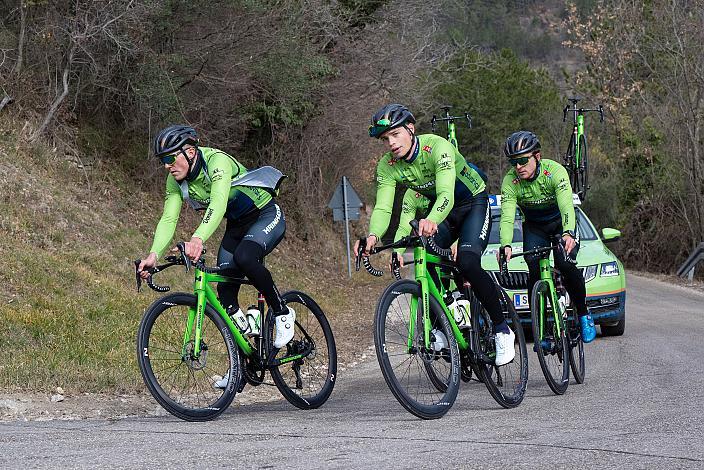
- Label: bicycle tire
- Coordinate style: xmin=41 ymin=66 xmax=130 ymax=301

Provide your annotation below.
xmin=268 ymin=291 xmax=337 ymax=409
xmin=474 ymin=287 xmax=529 ymax=408
xmin=530 ymin=281 xmax=569 ymax=395
xmin=577 ymin=134 xmax=589 ymax=201
xmin=137 ymin=293 xmax=240 ymax=421
xmin=374 ymin=279 xmax=460 ymax=419
xmin=567 ymin=304 xmax=585 ymax=384
xmin=564 ymin=134 xmax=578 ymax=193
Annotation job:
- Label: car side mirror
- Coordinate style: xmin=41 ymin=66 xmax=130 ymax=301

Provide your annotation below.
xmin=602 ymin=228 xmax=621 ymax=243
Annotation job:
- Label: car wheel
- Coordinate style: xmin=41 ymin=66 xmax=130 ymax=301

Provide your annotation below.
xmin=600 ymin=316 xmax=625 ymax=336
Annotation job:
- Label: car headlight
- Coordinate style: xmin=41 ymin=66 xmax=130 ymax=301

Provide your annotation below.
xmin=583 ymin=265 xmax=597 ymax=283
xmin=600 ymin=261 xmax=620 ymax=277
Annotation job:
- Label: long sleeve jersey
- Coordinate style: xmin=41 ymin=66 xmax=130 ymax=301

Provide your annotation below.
xmin=149 ymin=147 xmax=272 ymax=258
xmin=368 ymin=134 xmax=486 ymax=239
xmin=499 ymin=158 xmax=575 ymax=247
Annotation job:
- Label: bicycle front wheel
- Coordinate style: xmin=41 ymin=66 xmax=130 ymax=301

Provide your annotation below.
xmin=374 ymin=279 xmax=460 ymax=420
xmin=136 ymin=293 xmax=240 ymax=421
xmin=530 ymin=282 xmax=570 ymax=395
xmin=269 ymin=291 xmax=337 ymax=410
xmin=474 ymin=288 xmax=529 ymax=408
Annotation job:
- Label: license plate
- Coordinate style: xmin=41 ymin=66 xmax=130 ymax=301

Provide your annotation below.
xmin=513 ymin=293 xmax=529 ymax=308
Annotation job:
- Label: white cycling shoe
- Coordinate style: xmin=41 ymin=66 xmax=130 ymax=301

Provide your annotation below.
xmin=273 ymin=306 xmax=296 ymax=349
xmin=494 ymin=328 xmax=516 ymax=366
xmin=214 ymin=372 xmax=229 ymax=389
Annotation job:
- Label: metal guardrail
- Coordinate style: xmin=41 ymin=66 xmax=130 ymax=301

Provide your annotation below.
xmin=676 ymin=242 xmax=704 ymax=281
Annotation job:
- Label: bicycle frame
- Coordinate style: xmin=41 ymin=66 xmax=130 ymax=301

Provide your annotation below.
xmin=187 ymin=268 xmax=254 ymax=358
xmin=186 ymin=268 xmax=307 ymax=367
xmin=534 ymin=256 xmax=564 ymax=341
xmin=563 ymin=98 xmax=603 ymax=168
xmin=409 ymin=246 xmax=470 ymax=352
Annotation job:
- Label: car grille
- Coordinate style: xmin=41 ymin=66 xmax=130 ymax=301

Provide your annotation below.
xmin=493 ymin=271 xmax=529 ymax=289
xmin=492 ymin=268 xmax=586 ymax=290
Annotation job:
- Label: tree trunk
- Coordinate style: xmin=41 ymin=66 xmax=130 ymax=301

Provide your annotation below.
xmin=12 ymin=0 xmax=26 ymax=76
xmin=31 ymin=45 xmax=76 ymax=141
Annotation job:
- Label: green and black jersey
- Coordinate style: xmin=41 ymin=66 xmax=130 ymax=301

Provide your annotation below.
xmin=149 ymin=147 xmax=272 ymax=258
xmin=499 ymin=158 xmax=575 ymax=247
xmin=368 ymin=134 xmax=486 ymax=239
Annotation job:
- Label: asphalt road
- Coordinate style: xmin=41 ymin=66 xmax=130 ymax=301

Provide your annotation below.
xmin=1 ymin=274 xmax=702 ymax=469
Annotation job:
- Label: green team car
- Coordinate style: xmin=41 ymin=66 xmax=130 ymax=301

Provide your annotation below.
xmin=481 ymin=194 xmax=626 ymax=337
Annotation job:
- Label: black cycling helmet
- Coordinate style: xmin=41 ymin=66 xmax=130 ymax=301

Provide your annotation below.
xmin=153 ymin=125 xmax=199 ymax=158
xmin=503 ymin=130 xmax=541 ymax=158
xmin=369 ymin=104 xmax=416 ymax=138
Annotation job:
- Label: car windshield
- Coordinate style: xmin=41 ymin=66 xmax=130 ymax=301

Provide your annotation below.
xmin=489 ymin=207 xmax=597 ymax=244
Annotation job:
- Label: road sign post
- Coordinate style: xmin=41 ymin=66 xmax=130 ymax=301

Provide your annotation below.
xmin=328 ymin=177 xmax=363 ymax=278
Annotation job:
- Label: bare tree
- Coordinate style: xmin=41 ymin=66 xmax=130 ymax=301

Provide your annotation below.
xmin=564 ymin=0 xmax=704 ymax=270
xmin=30 ymin=0 xmax=139 ymax=140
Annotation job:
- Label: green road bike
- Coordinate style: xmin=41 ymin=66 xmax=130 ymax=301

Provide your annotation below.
xmin=500 ymin=239 xmax=584 ymax=395
xmin=134 ymin=243 xmax=337 ymax=421
xmin=358 ymin=221 xmax=528 ymax=419
xmin=431 ymin=105 xmax=471 ymax=150
xmin=562 ymin=97 xmax=604 ymax=202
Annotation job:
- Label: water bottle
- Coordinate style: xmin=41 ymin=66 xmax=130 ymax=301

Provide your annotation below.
xmin=245 ymin=306 xmax=261 ymax=336
xmin=228 ymin=307 xmax=249 ymax=333
xmin=558 ymin=295 xmax=567 ymax=316
xmin=554 ymin=272 xmax=569 ymax=316
xmin=447 ymin=291 xmax=471 ymax=327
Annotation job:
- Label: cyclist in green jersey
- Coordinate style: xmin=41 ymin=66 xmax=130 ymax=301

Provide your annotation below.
xmin=498 ymin=130 xmax=596 ymax=342
xmin=136 ymin=125 xmax=296 ymax=364
xmin=355 ymin=104 xmax=515 ymax=366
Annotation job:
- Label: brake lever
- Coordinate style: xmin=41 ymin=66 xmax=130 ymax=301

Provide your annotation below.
xmin=391 ymin=252 xmax=401 ymax=280
xmin=177 ymin=242 xmax=192 ymax=272
xmin=557 ymin=238 xmax=573 ymax=264
xmin=354 ymin=238 xmax=366 ymax=272
xmin=134 ymin=260 xmax=142 ymax=292
xmin=499 ymin=249 xmax=509 ymax=278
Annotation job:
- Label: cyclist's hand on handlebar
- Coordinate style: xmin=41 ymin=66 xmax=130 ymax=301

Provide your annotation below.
xmin=354 ymin=234 xmax=378 ymax=256
xmin=562 ymin=234 xmax=576 ymax=254
xmin=497 ymin=245 xmax=512 ymax=263
xmin=137 ymin=252 xmax=157 ymax=279
xmin=181 ymin=236 xmax=204 ymax=261
xmin=451 ymin=243 xmax=458 ymax=261
xmin=418 ymin=218 xmax=438 ymax=237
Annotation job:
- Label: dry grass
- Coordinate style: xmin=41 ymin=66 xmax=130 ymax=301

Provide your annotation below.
xmin=0 ymin=121 xmax=388 ymax=393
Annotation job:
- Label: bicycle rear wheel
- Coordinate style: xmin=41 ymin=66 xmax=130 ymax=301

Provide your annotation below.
xmin=530 ymin=281 xmax=569 ymax=395
xmin=474 ymin=288 xmax=529 ymax=408
xmin=566 ymin=305 xmax=585 ymax=384
xmin=136 ymin=293 xmax=239 ymax=421
xmin=268 ymin=291 xmax=337 ymax=409
xmin=577 ymin=134 xmax=589 ymax=201
xmin=374 ymin=279 xmax=460 ymax=419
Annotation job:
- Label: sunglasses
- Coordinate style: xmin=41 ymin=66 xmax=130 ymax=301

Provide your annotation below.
xmin=368 ymin=118 xmax=392 ymax=138
xmin=159 ymin=151 xmax=183 ymax=165
xmin=509 ymin=155 xmax=533 ymax=166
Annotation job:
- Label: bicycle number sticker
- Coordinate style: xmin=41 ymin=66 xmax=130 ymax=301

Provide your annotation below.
xmin=513 ymin=294 xmax=529 ymax=308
